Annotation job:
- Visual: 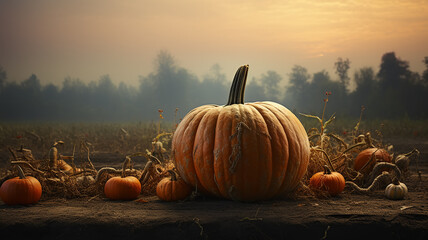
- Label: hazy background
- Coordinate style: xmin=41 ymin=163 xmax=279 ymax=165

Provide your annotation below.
xmin=1 ymin=0 xmax=427 ymax=122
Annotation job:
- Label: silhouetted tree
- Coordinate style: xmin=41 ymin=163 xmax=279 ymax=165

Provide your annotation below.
xmin=41 ymin=83 xmax=60 ymax=120
xmin=59 ymin=77 xmax=92 ymax=120
xmin=422 ymin=57 xmax=428 ymax=86
xmin=1 ymin=52 xmax=428 ymax=121
xmin=350 ymin=67 xmax=377 ymax=118
xmin=117 ymin=81 xmax=139 ymax=120
xmin=334 ymin=57 xmax=351 ymax=92
xmin=0 ymin=65 xmax=6 ymax=91
xmin=138 ymin=51 xmax=200 ymax=120
xmin=377 ymin=52 xmax=413 ymax=118
xmin=285 ymin=65 xmax=310 ymax=110
xmin=245 ymin=77 xmax=266 ymax=102
xmin=92 ymin=75 xmax=117 ymax=119
xmin=198 ymin=64 xmax=228 ymax=105
xmin=377 ymin=52 xmax=412 ymax=89
xmin=0 ymin=74 xmax=43 ymax=120
xmin=259 ymin=71 xmax=282 ymax=102
xmin=0 ymin=66 xmax=6 ymax=117
xmin=306 ymin=70 xmax=343 ymax=115
xmin=20 ymin=74 xmax=44 ymax=118
xmin=332 ymin=58 xmax=351 ymax=115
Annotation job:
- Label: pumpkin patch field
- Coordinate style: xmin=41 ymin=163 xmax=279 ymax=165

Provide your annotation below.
xmin=0 ymin=66 xmax=427 ymax=239
xmin=0 ymin=123 xmax=427 ymax=240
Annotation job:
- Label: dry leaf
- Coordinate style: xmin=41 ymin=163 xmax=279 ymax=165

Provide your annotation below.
xmin=135 ymin=198 xmax=149 ymax=203
xmin=400 ymin=206 xmax=413 ymax=211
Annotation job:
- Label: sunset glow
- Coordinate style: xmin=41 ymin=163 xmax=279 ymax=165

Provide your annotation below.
xmin=1 ymin=0 xmax=427 ymax=85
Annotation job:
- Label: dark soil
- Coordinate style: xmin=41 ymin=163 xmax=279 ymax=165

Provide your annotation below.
xmin=0 ymin=138 xmax=427 ymax=240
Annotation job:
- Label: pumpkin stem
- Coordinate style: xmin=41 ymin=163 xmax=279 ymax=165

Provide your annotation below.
xmin=392 ymin=177 xmax=400 ymax=185
xmin=364 ymin=132 xmax=375 ymax=148
xmin=121 ymin=156 xmax=131 ymax=178
xmin=16 ymin=165 xmax=26 ymax=179
xmin=226 ymin=65 xmax=249 ymax=105
xmin=323 ymin=165 xmax=332 ymax=175
xmin=403 ymin=148 xmax=418 ymax=157
xmin=168 ymin=170 xmax=178 ymax=181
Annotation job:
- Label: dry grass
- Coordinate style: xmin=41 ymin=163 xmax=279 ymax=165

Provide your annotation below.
xmin=0 ymin=122 xmax=176 ymax=200
xmin=0 ymin=122 xmax=175 ymax=160
xmin=0 ymin=116 xmax=422 ymax=200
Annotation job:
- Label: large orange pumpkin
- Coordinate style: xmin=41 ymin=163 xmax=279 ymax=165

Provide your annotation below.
xmin=354 ymin=148 xmax=391 ymax=175
xmin=0 ymin=166 xmax=42 ymax=205
xmin=172 ymin=65 xmax=310 ymax=201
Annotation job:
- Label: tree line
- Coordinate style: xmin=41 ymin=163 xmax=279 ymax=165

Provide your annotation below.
xmin=1 ymin=51 xmax=427 ymax=122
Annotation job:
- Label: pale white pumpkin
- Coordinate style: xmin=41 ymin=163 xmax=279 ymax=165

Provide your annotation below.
xmin=385 ymin=178 xmax=408 ymax=200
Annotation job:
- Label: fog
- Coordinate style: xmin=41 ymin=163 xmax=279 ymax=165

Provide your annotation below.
xmin=1 ymin=51 xmax=427 ymax=122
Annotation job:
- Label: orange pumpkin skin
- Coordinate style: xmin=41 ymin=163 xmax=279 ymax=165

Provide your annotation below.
xmin=0 ymin=168 xmax=42 ymax=205
xmin=172 ymin=65 xmax=310 ymax=201
xmin=104 ymin=176 xmax=141 ymax=200
xmin=309 ymin=166 xmax=345 ymax=196
xmin=354 ymin=148 xmax=391 ymax=174
xmin=156 ymin=170 xmax=192 ymax=201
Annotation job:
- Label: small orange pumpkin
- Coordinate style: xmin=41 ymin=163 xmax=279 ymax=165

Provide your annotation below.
xmin=354 ymin=148 xmax=391 ymax=175
xmin=104 ymin=158 xmax=141 ymax=200
xmin=0 ymin=166 xmax=42 ymax=205
xmin=156 ymin=170 xmax=192 ymax=201
xmin=309 ymin=165 xmax=345 ymax=196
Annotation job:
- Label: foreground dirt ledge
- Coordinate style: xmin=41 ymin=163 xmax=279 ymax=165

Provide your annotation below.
xmin=1 ymin=192 xmax=427 ymax=240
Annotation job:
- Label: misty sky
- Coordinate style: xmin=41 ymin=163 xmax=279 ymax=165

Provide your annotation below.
xmin=1 ymin=0 xmax=427 ymax=87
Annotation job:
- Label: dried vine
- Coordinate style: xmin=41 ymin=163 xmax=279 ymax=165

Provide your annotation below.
xmin=345 ymin=162 xmax=401 ymax=194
